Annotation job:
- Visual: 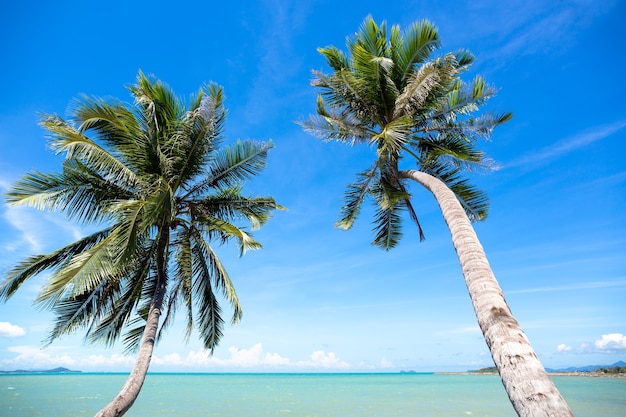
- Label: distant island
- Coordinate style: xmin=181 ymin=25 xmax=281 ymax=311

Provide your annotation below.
xmin=0 ymin=367 xmax=81 ymax=374
xmin=470 ymin=361 xmax=626 ymax=376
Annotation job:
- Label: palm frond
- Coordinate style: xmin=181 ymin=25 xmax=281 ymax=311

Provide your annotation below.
xmin=169 ymin=85 xmax=226 ymax=191
xmin=371 ymin=202 xmax=405 ymax=250
xmin=129 ymin=71 xmax=185 ymax=136
xmin=41 ymin=115 xmax=140 ymax=189
xmin=72 ymin=96 xmax=147 ymax=165
xmin=318 ymin=46 xmax=349 ymax=71
xmin=0 ymin=228 xmax=111 ymax=302
xmin=35 ymin=239 xmax=119 ymax=309
xmin=169 ymin=226 xmax=194 ymax=342
xmin=7 ymin=159 xmax=136 ymax=225
xmin=184 ymin=140 xmax=273 ymax=199
xmin=393 ymin=19 xmax=441 ymax=82
xmin=196 ymin=215 xmax=262 ymax=256
xmin=424 ymin=74 xmax=498 ymax=127
xmin=373 ymin=116 xmax=413 ymax=155
xmin=370 ymin=176 xmax=411 ymax=250
xmin=190 ymin=237 xmax=225 ymax=352
xmin=191 ymin=230 xmax=242 ymax=324
xmin=196 ymin=193 xmax=283 ymax=231
xmin=314 ymin=69 xmax=382 ymax=126
xmin=394 ymin=60 xmax=445 ymax=118
xmin=122 ymin=317 xmax=147 ymax=354
xmin=44 ymin=278 xmax=119 ymax=345
xmin=86 ymin=242 xmax=157 ymax=347
xmin=34 ymin=215 xmax=149 ymax=310
xmin=453 ymin=49 xmax=475 ymax=68
xmin=336 ymin=165 xmax=378 ymax=230
xmin=156 ymin=291 xmax=178 ymax=344
xmin=297 ymin=96 xmax=371 ymax=143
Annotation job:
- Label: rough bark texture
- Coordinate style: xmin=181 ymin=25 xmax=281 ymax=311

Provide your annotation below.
xmin=400 ymin=169 xmax=574 ymax=417
xmin=94 ymin=230 xmax=170 ymax=417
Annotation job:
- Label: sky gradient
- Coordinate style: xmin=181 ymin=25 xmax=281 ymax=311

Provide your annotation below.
xmin=0 ymin=0 xmax=624 ymax=373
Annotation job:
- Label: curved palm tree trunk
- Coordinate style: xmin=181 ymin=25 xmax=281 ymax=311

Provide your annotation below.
xmin=400 ymin=169 xmax=573 ymax=417
xmin=93 ymin=291 xmax=164 ymax=417
xmin=94 ymin=231 xmax=170 ymax=417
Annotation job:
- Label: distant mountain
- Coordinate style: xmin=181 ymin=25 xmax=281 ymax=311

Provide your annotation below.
xmin=545 ymin=361 xmax=626 ymax=373
xmin=0 ymin=367 xmax=81 ymax=374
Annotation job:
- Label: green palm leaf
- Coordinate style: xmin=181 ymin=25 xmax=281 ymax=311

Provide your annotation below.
xmin=185 ymin=140 xmax=273 ymax=198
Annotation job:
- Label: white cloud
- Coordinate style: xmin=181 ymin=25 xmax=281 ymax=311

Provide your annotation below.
xmin=263 ymin=351 xmax=292 ymax=366
xmin=152 ymin=343 xmax=350 ymax=371
xmin=378 ymin=357 xmax=393 ymax=368
xmin=152 ymin=352 xmax=184 ymax=367
xmin=223 ymin=343 xmax=273 ymax=367
xmin=296 ymin=350 xmax=350 ymax=369
xmin=152 ymin=343 xmax=292 ymax=369
xmin=594 ymin=333 xmax=626 ymax=352
xmin=84 ymin=353 xmax=136 ymax=368
xmin=0 ymin=322 xmax=26 ymax=338
xmin=556 ymin=344 xmax=572 ymax=353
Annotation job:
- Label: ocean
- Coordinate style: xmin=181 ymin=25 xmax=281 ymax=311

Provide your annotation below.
xmin=1 ymin=373 xmax=624 ymax=416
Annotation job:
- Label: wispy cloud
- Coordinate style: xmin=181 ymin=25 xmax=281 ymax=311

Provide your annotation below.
xmin=232 ymin=0 xmax=314 ymax=130
xmin=1 ymin=204 xmax=87 ymax=255
xmin=505 ymin=120 xmax=626 ymax=169
xmin=458 ymin=0 xmax=619 ymax=70
xmin=2 ymin=206 xmax=44 ymax=253
xmin=508 ymin=279 xmax=626 ymax=294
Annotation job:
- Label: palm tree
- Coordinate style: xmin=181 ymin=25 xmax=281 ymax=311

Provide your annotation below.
xmin=0 ymin=72 xmax=283 ymax=417
xmin=300 ymin=16 xmax=573 ymax=417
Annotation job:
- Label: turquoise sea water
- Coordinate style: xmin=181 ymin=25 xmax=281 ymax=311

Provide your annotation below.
xmin=1 ymin=373 xmax=625 ymax=416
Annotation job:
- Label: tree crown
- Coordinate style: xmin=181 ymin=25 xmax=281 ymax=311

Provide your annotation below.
xmin=1 ymin=72 xmax=283 ymax=352
xmin=300 ymin=16 xmax=511 ymax=249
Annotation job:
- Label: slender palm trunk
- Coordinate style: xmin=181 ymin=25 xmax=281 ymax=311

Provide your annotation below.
xmin=94 ymin=230 xmax=170 ymax=417
xmin=400 ymin=169 xmax=573 ymax=417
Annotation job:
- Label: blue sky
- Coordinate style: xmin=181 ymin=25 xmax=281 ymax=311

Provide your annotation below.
xmin=0 ymin=0 xmax=624 ymax=373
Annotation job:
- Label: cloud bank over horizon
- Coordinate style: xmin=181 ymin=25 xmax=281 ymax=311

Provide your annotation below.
xmin=4 ymin=333 xmax=625 ymax=372
xmin=0 ymin=342 xmax=358 ymax=372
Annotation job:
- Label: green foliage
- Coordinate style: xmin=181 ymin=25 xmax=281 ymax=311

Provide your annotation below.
xmin=1 ymin=71 xmax=283 ymax=353
xmin=471 ymin=366 xmax=498 ymax=373
xmin=300 ymin=16 xmax=511 ymax=250
xmin=598 ymin=366 xmax=626 ymax=374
